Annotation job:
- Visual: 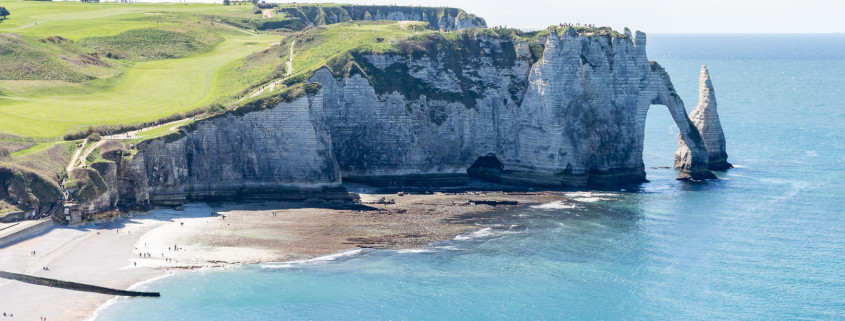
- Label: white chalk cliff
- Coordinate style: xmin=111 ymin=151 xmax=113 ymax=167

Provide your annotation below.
xmin=676 ymin=65 xmax=731 ymax=171
xmin=104 ymin=27 xmax=728 ymax=208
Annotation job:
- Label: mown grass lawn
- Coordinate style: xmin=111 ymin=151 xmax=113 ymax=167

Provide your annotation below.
xmin=291 ymin=21 xmax=429 ymax=77
xmin=0 ymin=1 xmax=251 ymax=39
xmin=0 ymin=0 xmax=437 ymax=138
xmin=0 ymin=32 xmax=278 ymax=137
xmin=0 ymin=0 xmax=280 ymax=138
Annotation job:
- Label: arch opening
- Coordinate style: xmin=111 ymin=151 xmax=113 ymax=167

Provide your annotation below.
xmin=642 ymin=104 xmax=684 ymax=177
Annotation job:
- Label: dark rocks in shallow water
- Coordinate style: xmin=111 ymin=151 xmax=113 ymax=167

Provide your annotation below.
xmin=469 ymin=200 xmax=518 ymax=206
xmin=676 ymin=169 xmax=718 ymax=182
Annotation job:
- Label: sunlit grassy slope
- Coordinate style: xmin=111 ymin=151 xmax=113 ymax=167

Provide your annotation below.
xmin=0 ymin=0 xmax=280 ymax=137
xmin=0 ymin=33 xmax=277 ymax=137
xmin=0 ymin=1 xmax=246 ymax=39
xmin=0 ymin=0 xmax=442 ymax=138
xmin=290 ymin=21 xmax=430 ymax=77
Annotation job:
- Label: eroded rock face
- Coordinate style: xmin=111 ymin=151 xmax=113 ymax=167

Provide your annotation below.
xmin=676 ymin=66 xmax=731 ymax=171
xmin=108 ymin=28 xmax=723 ymax=208
xmin=117 ymin=93 xmax=347 ymax=207
xmin=313 ymin=29 xmax=716 ymax=185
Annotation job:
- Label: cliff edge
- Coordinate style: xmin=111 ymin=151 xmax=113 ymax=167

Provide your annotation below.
xmin=68 ymin=25 xmax=729 ymax=211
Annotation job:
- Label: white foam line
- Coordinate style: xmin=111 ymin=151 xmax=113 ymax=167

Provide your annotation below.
xmin=453 ymin=227 xmax=520 ymax=242
xmin=260 ymin=248 xmax=364 ymax=269
xmin=571 ymin=197 xmax=606 ymax=203
xmin=397 ymin=249 xmax=435 ymax=254
xmin=454 ymin=227 xmax=494 ymax=241
xmin=86 ymin=273 xmax=176 ymax=321
xmin=530 ymin=201 xmax=579 ymax=209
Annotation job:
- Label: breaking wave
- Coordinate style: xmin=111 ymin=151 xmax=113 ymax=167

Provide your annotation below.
xmin=260 ymin=248 xmax=364 ymax=269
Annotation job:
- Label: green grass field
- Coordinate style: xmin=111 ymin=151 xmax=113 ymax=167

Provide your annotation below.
xmin=0 ymin=1 xmax=250 ymax=39
xmin=289 ymin=21 xmax=429 ymax=77
xmin=0 ymin=1 xmax=465 ymax=139
xmin=0 ymin=0 xmax=282 ymax=138
xmin=0 ymin=1 xmax=530 ymax=213
xmin=0 ymin=31 xmax=278 ymax=137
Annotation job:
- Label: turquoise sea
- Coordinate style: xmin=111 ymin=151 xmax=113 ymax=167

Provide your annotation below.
xmin=96 ymin=34 xmax=845 ymax=320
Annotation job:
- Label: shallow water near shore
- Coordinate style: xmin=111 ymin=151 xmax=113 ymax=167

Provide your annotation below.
xmin=95 ymin=34 xmax=845 ymax=320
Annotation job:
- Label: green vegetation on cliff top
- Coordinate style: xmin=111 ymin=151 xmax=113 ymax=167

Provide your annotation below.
xmin=0 ymin=0 xmax=620 ymax=139
xmin=0 ymin=0 xmax=631 ymax=214
xmin=0 ymin=0 xmax=281 ymax=138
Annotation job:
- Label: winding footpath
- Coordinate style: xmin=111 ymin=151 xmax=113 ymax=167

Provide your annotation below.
xmin=76 ymin=140 xmax=105 ymax=168
xmin=102 ymin=118 xmax=192 ymax=141
xmin=286 ymin=39 xmax=296 ymax=77
xmin=238 ymin=39 xmax=297 ymax=103
xmin=65 ymin=138 xmax=87 ymax=174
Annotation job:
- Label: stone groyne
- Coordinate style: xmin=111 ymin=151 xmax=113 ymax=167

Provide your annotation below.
xmin=0 ymin=270 xmax=160 ymax=297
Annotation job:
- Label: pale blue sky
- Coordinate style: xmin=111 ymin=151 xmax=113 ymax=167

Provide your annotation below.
xmin=153 ymin=0 xmax=844 ymax=33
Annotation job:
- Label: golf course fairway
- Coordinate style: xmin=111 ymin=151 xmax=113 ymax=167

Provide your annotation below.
xmin=0 ymin=32 xmax=278 ymax=138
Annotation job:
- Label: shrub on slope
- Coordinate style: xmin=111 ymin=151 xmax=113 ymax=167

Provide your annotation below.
xmin=80 ymin=27 xmax=222 ymax=60
xmin=0 ymin=34 xmax=105 ymax=82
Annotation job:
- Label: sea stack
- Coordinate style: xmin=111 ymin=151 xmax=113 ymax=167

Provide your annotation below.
xmin=676 ymin=65 xmax=732 ymax=171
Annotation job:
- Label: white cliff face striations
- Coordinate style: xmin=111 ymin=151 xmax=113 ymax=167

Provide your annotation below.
xmin=118 ymin=93 xmax=347 ymax=207
xmin=105 ymin=27 xmax=726 ymax=209
xmin=676 ymin=66 xmax=731 ymax=171
xmin=311 ymin=28 xmax=717 ymax=186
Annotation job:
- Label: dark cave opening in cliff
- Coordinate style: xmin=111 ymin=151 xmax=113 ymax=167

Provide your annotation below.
xmin=466 ymin=153 xmax=504 ymax=179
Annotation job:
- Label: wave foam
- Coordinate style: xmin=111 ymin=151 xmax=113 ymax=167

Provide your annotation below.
xmin=86 ymin=273 xmax=177 ymax=321
xmin=530 ymin=201 xmax=578 ymax=209
xmin=260 ymin=248 xmax=363 ymax=269
xmin=564 ymin=191 xmax=618 ymax=202
xmin=453 ymin=227 xmax=519 ymax=242
xmin=397 ymin=249 xmax=435 ymax=254
xmin=454 ymin=227 xmax=495 ymax=241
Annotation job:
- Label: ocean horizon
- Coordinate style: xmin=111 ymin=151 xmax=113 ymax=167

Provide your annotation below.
xmin=93 ymin=33 xmax=845 ymax=320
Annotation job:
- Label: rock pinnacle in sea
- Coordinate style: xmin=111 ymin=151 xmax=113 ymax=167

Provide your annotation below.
xmin=678 ymin=65 xmax=732 ymax=171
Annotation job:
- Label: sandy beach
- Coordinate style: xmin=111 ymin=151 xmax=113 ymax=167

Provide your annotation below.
xmin=0 ymin=191 xmax=563 ymax=320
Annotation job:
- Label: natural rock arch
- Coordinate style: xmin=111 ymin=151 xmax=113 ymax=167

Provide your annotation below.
xmin=637 ymin=62 xmax=715 ymax=180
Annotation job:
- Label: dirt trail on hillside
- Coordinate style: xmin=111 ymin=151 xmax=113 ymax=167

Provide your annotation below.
xmin=76 ymin=140 xmax=104 ymax=168
xmin=286 ymin=39 xmax=295 ymax=77
xmin=238 ymin=39 xmax=296 ymax=103
xmin=66 ymin=138 xmax=87 ymax=174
